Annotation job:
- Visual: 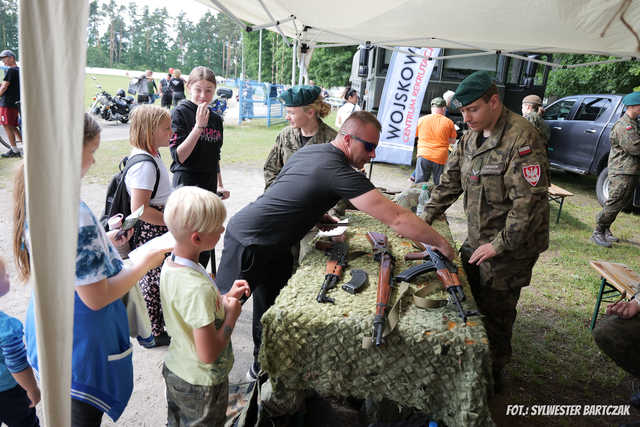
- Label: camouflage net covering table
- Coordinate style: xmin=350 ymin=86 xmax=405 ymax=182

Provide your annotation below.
xmin=260 ymin=211 xmax=494 ymax=427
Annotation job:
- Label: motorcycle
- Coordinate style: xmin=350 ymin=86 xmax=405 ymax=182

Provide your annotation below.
xmin=89 ymin=77 xmax=135 ymax=124
xmin=209 ymin=88 xmax=233 ymax=117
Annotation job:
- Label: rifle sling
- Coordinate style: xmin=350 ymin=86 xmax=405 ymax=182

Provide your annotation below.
xmin=362 ymin=281 xmax=448 ymax=349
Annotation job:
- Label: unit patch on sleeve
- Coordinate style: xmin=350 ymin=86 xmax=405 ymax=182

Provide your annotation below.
xmin=522 ymin=164 xmax=541 ymax=186
xmin=518 ymin=146 xmax=532 ymax=156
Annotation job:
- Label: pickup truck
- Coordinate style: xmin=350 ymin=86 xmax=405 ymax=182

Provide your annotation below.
xmin=542 ymin=94 xmax=639 ymax=208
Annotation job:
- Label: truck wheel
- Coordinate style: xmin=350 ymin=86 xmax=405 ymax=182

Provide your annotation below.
xmin=596 ymin=167 xmax=634 ymax=211
xmin=596 ymin=167 xmax=609 ymax=207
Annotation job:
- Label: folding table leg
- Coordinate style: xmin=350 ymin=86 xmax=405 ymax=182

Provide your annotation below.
xmin=556 ymin=197 xmax=564 ymax=224
xmin=590 ymin=277 xmax=607 ymax=330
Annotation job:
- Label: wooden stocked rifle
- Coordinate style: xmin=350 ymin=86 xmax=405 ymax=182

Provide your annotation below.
xmin=366 ymin=232 xmax=395 ymax=346
xmin=316 ymin=241 xmax=349 ymax=304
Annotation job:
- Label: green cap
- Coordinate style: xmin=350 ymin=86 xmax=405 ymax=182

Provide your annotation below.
xmin=280 ymin=85 xmax=321 ymax=107
xmin=451 ymin=71 xmax=493 ymax=108
xmin=430 ymin=97 xmax=446 ymax=107
xmin=622 ymin=91 xmax=640 ymax=106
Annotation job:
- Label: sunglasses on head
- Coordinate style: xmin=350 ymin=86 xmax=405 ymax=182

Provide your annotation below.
xmin=341 ymin=132 xmax=377 ymax=152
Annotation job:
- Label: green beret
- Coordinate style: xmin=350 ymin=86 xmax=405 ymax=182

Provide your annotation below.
xmin=280 ymin=85 xmax=321 ymax=107
xmin=622 ymin=91 xmax=640 ymax=106
xmin=451 ymin=71 xmax=493 ymax=108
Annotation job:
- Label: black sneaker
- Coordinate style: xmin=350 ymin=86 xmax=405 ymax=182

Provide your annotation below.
xmin=1 ymin=149 xmax=21 ymax=158
xmin=139 ymin=331 xmax=170 ymax=348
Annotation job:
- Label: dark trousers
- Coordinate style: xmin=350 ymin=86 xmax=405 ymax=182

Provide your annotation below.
xmin=596 ymin=174 xmax=637 ymax=230
xmin=217 ymin=233 xmax=294 ymax=362
xmin=460 ymin=245 xmax=536 ymax=374
xmin=161 ymin=94 xmax=173 ymax=109
xmin=593 ymin=312 xmax=640 ymax=378
xmin=0 ymin=385 xmax=39 ymax=427
xmin=414 ymin=157 xmax=445 ymax=185
xmin=71 ymin=398 xmax=103 ymax=427
xmin=137 ymin=94 xmax=150 ymax=104
xmin=173 ymin=171 xmax=219 ymax=275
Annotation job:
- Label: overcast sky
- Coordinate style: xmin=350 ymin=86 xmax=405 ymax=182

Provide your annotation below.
xmin=112 ymin=0 xmax=214 ymax=22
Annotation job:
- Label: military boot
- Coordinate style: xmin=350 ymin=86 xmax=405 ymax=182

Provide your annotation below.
xmin=604 ymin=228 xmax=620 ymax=243
xmin=591 ymin=227 xmax=612 ymax=248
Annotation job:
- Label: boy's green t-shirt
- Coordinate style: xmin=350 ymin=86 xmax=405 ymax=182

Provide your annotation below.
xmin=159 ymin=263 xmax=233 ymax=386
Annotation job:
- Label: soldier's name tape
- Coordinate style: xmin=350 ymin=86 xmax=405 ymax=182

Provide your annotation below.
xmin=506 ymin=404 xmax=631 ymax=416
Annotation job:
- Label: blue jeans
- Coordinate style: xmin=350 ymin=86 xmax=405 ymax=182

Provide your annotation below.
xmin=414 ymin=157 xmax=445 ymax=185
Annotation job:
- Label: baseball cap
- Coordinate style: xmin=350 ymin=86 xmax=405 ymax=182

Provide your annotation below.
xmin=0 ymin=49 xmax=15 ymax=59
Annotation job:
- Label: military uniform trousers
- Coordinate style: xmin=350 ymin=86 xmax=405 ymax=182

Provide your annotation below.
xmin=596 ymin=174 xmax=638 ymax=229
xmin=460 ymin=244 xmax=538 ymax=373
xmin=592 ymin=312 xmax=640 ymax=378
xmin=217 ymin=232 xmax=294 ymax=362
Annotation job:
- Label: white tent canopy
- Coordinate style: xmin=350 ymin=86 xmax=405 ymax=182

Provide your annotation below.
xmin=19 ymin=1 xmax=638 ymax=426
xmin=202 ymin=0 xmax=640 ymax=60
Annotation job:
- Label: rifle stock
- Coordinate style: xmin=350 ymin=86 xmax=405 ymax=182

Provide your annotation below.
xmin=367 ymin=232 xmax=395 ymax=346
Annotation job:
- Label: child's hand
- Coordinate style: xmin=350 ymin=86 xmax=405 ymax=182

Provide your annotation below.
xmin=217 ymin=187 xmax=230 ymax=200
xmin=107 ymin=228 xmax=134 ymax=248
xmin=140 ymin=246 xmax=170 ymax=271
xmin=227 ymin=279 xmax=250 ymax=300
xmin=196 ymin=102 xmax=210 ymax=128
xmin=27 ymin=386 xmax=41 ymax=407
xmin=223 ymin=295 xmax=242 ymax=320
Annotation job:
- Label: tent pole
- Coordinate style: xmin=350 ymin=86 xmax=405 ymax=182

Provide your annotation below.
xmin=291 ymin=39 xmax=297 ymax=86
xmin=257 ymin=0 xmax=292 ymax=47
xmin=258 ymin=29 xmax=262 ymax=82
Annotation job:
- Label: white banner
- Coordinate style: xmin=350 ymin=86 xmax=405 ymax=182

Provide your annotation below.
xmin=374 ymin=47 xmax=440 ymax=165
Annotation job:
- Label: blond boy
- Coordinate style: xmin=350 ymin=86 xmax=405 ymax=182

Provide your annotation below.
xmin=160 ymin=186 xmax=249 ymax=427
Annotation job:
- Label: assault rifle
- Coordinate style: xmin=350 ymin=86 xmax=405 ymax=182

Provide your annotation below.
xmin=316 ymin=241 xmax=349 ymax=304
xmin=424 ymin=245 xmax=478 ymax=323
xmin=366 ymin=232 xmax=395 ymax=346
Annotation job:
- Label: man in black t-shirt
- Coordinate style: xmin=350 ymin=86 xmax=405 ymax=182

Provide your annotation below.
xmin=0 ymin=49 xmax=22 ymax=158
xmin=217 ymin=110 xmax=456 ymax=379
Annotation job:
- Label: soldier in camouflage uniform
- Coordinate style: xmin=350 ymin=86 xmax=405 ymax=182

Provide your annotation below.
xmin=423 ymin=71 xmax=550 ymax=393
xmin=592 ymin=297 xmax=640 ymax=408
xmin=522 ymin=94 xmax=551 ymax=143
xmin=263 ymin=85 xmax=337 ymax=189
xmin=592 ymin=92 xmax=640 ymax=247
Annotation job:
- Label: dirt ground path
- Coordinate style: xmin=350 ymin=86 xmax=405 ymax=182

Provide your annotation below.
xmin=0 ymin=156 xmax=465 ymax=426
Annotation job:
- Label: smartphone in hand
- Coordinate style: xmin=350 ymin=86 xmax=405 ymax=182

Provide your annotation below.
xmin=116 ymin=205 xmax=144 ymax=238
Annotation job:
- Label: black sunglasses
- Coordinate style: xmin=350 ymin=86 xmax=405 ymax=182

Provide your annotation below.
xmin=342 ymin=132 xmax=377 ymax=152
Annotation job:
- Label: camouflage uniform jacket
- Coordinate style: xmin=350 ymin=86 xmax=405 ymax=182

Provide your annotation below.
xmin=607 ymin=114 xmax=640 ymax=176
xmin=263 ymin=120 xmax=337 ymax=189
xmin=524 ymin=111 xmax=550 ymax=143
xmin=424 ymin=107 xmax=550 ymax=261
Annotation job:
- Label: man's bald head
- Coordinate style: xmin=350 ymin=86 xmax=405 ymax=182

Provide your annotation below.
xmin=341 ymin=110 xmax=381 ymax=135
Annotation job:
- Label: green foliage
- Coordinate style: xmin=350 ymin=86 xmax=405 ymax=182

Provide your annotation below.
xmin=308 ymin=47 xmax=355 ymax=88
xmin=547 ymin=54 xmax=640 ymax=98
xmin=0 ymin=0 xmax=18 ymax=54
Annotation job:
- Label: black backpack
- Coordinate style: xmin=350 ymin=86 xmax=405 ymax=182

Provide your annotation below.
xmin=100 ymin=154 xmax=160 ymax=231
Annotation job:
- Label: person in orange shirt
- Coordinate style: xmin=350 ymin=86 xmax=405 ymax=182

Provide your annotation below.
xmin=413 ymin=97 xmax=457 ymax=184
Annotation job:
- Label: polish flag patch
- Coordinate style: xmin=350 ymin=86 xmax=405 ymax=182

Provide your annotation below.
xmin=522 ymin=164 xmax=541 ymax=186
xmin=626 ymin=125 xmax=634 ymax=131
xmin=518 ymin=146 xmax=532 ymax=156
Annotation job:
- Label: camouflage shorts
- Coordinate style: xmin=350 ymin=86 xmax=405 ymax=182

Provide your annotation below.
xmin=163 ymin=364 xmax=229 ymax=427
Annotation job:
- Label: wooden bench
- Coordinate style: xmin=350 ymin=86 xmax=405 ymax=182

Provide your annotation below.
xmin=548 ymin=183 xmax=574 ymax=224
xmin=589 ymin=261 xmax=640 ymax=330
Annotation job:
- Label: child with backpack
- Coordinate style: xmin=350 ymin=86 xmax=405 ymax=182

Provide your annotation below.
xmin=0 ymin=256 xmax=41 ymax=427
xmin=170 ymin=66 xmax=229 ymax=275
xmin=160 ymin=186 xmax=249 ymax=427
xmin=125 ymin=105 xmax=174 ymax=347
xmin=15 ymin=114 xmax=168 ymax=425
